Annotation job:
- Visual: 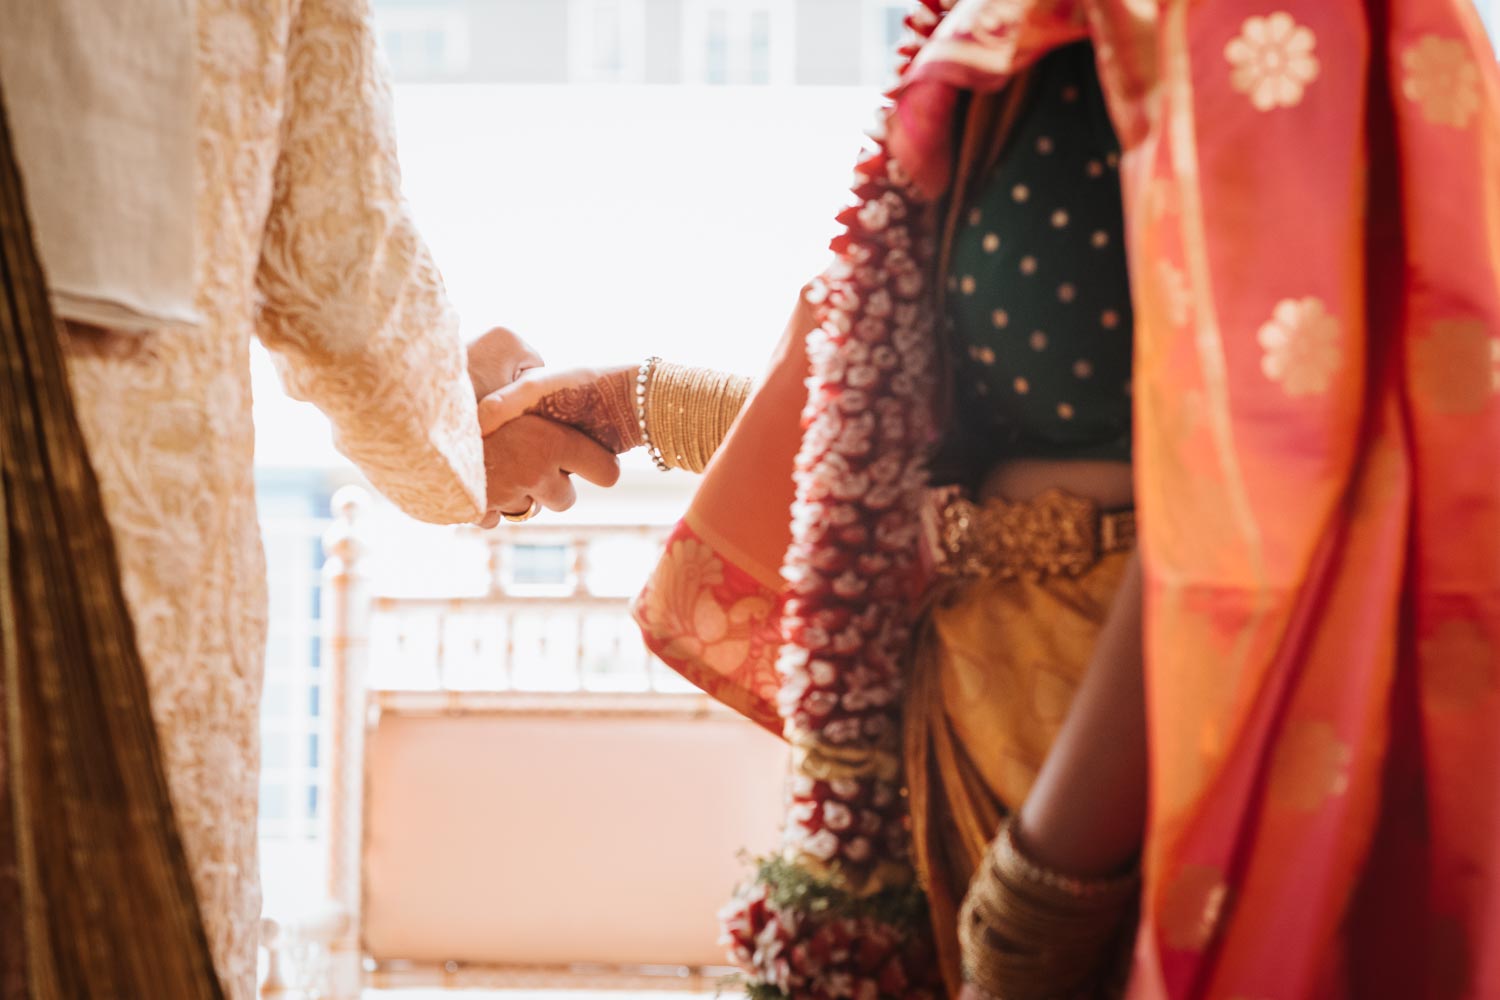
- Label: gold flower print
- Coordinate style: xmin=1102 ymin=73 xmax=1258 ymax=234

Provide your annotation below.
xmin=1402 ymin=35 xmax=1482 ymax=129
xmin=1161 ymin=864 xmax=1230 ymax=951
xmin=1269 ymin=720 xmax=1351 ymax=812
xmin=1178 ymin=388 xmax=1207 ymax=438
xmin=1413 ymin=318 xmax=1499 ymax=415
xmin=1149 ymin=176 xmax=1179 ymax=221
xmin=1225 ymin=12 xmax=1320 ymax=111
xmin=1419 ymin=617 xmax=1495 ymax=706
xmin=1257 ymin=297 xmax=1341 ymax=396
xmin=1157 ymin=259 xmax=1192 ymax=328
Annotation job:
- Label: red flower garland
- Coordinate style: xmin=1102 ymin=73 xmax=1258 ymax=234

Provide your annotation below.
xmin=719 ymin=3 xmax=957 ymax=998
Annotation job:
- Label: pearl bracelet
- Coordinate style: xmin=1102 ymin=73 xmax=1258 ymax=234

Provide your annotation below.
xmin=993 ymin=817 xmax=1140 ymax=901
xmin=636 ymin=356 xmax=670 ymax=472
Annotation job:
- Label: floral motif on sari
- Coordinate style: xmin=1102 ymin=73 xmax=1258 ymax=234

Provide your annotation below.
xmin=1267 ymin=720 xmax=1353 ymax=813
xmin=1256 ymin=297 xmax=1342 ymax=397
xmin=1418 ymin=616 xmax=1496 ymax=706
xmin=1224 ymin=12 xmax=1321 ymax=112
xmin=1412 ymin=317 xmax=1500 ymax=414
xmin=1402 ymin=35 xmax=1483 ymax=129
xmin=632 ymin=523 xmax=782 ymax=733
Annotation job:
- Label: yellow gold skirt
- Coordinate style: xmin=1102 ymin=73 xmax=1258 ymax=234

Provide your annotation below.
xmin=905 ymin=490 xmax=1132 ymax=995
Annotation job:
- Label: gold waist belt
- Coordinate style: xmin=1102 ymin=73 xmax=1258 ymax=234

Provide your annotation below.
xmin=936 ymin=487 xmax=1135 ymax=581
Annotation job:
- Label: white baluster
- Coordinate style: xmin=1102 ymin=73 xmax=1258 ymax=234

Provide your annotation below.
xmin=320 ymin=485 xmax=370 ymax=1000
xmin=571 ymin=532 xmax=592 ymax=597
xmin=260 ymin=918 xmax=291 ymax=998
xmin=503 ymin=609 xmax=516 ymax=692
xmin=485 ymin=529 xmax=505 ymax=597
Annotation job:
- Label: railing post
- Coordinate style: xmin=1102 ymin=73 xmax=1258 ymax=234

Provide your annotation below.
xmin=259 ymin=918 xmax=291 ymax=998
xmin=485 ymin=527 xmax=505 ymax=597
xmin=320 ymin=485 xmax=371 ymax=1000
xmin=571 ymin=531 xmax=592 ymax=597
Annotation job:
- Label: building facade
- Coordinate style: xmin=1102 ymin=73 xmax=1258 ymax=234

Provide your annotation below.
xmin=373 ymin=0 xmax=1499 ymax=87
xmin=373 ymin=0 xmax=911 ymax=86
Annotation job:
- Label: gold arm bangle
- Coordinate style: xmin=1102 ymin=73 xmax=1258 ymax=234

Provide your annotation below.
xmin=958 ymin=818 xmax=1139 ymax=1000
xmin=643 ymin=362 xmax=753 ymax=473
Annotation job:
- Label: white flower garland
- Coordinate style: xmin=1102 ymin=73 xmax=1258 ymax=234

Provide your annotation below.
xmin=720 ymin=3 xmax=957 ymax=998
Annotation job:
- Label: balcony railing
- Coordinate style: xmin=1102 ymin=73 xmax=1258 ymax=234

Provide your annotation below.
xmin=261 ymin=487 xmax=787 ymax=998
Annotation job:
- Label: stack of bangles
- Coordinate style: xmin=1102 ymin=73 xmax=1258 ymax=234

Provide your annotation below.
xmin=635 ymin=356 xmax=752 ymax=474
xmin=959 ymin=818 xmax=1140 ymax=1000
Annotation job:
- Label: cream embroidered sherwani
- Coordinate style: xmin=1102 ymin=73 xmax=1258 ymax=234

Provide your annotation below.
xmin=57 ymin=1 xmax=485 ymax=995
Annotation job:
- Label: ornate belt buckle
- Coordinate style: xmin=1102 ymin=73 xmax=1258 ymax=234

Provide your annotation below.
xmin=936 ymin=489 xmax=1102 ymax=580
xmin=1014 ymin=488 xmax=1099 ymax=579
xmin=937 ymin=497 xmax=986 ymax=577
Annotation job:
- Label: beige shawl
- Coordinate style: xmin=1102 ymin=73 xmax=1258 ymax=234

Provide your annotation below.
xmin=0 ymin=0 xmax=199 ymax=331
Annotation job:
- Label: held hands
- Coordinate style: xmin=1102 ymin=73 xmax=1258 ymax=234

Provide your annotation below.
xmin=465 ymin=328 xmax=622 ymax=527
xmin=477 ymin=364 xmax=642 ymax=454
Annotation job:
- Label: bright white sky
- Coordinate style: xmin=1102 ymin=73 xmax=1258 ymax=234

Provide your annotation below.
xmin=250 ymin=84 xmax=880 ymax=469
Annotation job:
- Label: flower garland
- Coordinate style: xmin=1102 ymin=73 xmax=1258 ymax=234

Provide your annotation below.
xmin=718 ymin=3 xmax=956 ymax=997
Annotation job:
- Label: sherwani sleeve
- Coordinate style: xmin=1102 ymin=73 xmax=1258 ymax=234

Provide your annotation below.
xmin=254 ymin=0 xmax=485 ymax=524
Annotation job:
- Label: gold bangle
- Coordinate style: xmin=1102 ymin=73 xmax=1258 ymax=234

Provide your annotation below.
xmin=959 ymin=818 xmax=1139 ymax=1000
xmin=642 ymin=363 xmax=751 ymax=473
xmin=995 ymin=819 xmax=1140 ymax=901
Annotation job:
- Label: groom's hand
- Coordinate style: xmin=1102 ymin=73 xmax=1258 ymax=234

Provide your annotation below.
xmin=477 ymin=365 xmax=641 ymax=454
xmin=465 ymin=325 xmax=619 ymax=525
xmin=467 ymin=325 xmax=543 ymax=400
xmin=478 ymin=415 xmax=620 ymax=527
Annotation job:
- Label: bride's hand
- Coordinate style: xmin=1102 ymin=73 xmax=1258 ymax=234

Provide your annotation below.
xmin=477 ymin=364 xmax=642 ymax=455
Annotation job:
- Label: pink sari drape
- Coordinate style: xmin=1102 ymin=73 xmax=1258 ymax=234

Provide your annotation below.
xmin=1120 ymin=3 xmax=1500 ymax=997
xmin=635 ymin=1 xmax=1500 ymax=994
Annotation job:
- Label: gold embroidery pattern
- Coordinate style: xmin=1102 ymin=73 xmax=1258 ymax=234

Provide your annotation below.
xmin=1402 ymin=35 xmax=1482 ymax=129
xmin=1269 ymin=720 xmax=1352 ymax=812
xmin=1225 ymin=12 xmax=1320 ymax=111
xmin=1413 ymin=318 xmax=1500 ymax=414
xmin=1257 ymin=297 xmax=1341 ymax=396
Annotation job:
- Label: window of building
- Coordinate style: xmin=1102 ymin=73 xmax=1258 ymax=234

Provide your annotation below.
xmin=256 ymin=482 xmax=332 ymax=843
xmin=683 ymin=0 xmax=794 ymax=86
xmin=376 ymin=4 xmax=472 ymax=80
xmin=568 ymin=0 xmax=647 ymax=83
xmin=510 ymin=543 xmax=571 ymax=587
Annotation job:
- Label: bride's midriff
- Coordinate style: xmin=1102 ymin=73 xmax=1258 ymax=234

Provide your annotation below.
xmin=978 ymin=457 xmax=1134 ymax=509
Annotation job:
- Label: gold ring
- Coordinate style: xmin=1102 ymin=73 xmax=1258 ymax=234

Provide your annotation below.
xmin=499 ymin=499 xmax=541 ymax=523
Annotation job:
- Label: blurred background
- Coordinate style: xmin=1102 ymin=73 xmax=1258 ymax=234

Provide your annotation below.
xmin=251 ymin=2 xmax=1500 ymax=995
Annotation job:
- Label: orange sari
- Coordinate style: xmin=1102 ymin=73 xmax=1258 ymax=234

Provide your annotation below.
xmin=635 ymin=1 xmax=1500 ymax=996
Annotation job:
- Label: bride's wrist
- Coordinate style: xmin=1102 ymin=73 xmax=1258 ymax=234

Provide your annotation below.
xmin=637 ymin=360 xmax=752 ymax=473
xmin=599 ymin=366 xmax=645 ymax=452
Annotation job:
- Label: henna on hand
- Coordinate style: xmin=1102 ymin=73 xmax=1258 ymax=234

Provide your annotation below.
xmin=525 ymin=368 xmax=643 ymax=455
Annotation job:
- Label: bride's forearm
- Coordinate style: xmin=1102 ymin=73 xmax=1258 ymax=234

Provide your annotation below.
xmin=958 ymin=552 xmax=1145 ymax=999
xmin=542 ymin=361 xmax=752 ymax=472
xmin=1016 ymin=548 xmax=1147 ymax=875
